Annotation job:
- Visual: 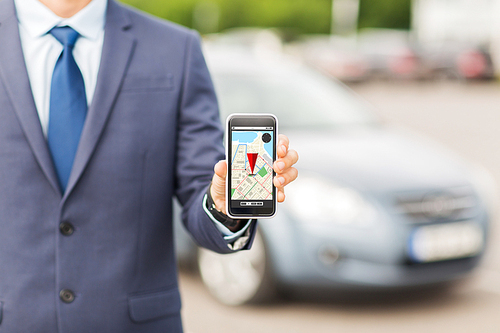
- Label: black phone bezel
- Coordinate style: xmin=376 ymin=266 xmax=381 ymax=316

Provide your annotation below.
xmin=227 ymin=115 xmax=277 ymax=218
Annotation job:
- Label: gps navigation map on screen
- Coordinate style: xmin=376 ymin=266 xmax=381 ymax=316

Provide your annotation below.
xmin=231 ymin=130 xmax=274 ymax=201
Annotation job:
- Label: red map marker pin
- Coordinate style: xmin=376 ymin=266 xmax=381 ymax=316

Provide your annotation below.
xmin=247 ymin=153 xmax=258 ymax=174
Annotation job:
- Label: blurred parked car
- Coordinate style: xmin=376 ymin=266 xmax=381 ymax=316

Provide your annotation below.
xmin=205 ymin=28 xmax=284 ymax=57
xmin=357 ymin=29 xmax=427 ymax=80
xmin=419 ymin=41 xmax=495 ymax=80
xmin=287 ymin=30 xmax=428 ymax=82
xmin=174 ymin=43 xmax=493 ymax=305
xmin=286 ymin=35 xmax=370 ymax=83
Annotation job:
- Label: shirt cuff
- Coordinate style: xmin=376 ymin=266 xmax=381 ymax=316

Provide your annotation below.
xmin=202 ymin=193 xmax=252 ymax=242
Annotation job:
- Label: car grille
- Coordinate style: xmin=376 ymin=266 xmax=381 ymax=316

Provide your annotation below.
xmin=394 ymin=186 xmax=478 ymax=223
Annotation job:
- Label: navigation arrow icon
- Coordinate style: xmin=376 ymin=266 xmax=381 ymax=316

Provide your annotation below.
xmin=247 ymin=153 xmax=258 ymax=174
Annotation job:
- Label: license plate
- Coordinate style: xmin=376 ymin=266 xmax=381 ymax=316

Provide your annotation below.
xmin=408 ymin=222 xmax=484 ymax=263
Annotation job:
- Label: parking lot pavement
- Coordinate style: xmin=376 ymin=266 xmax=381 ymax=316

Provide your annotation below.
xmin=179 ymin=270 xmax=500 ymax=333
xmin=179 ymin=81 xmax=500 ymax=333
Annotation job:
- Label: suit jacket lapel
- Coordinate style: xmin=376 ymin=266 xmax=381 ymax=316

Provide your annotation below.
xmin=63 ymin=0 xmax=137 ymax=199
xmin=0 ymin=0 xmax=61 ymax=195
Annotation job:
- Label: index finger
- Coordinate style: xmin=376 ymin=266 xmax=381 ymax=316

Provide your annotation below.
xmin=277 ymin=134 xmax=290 ymax=158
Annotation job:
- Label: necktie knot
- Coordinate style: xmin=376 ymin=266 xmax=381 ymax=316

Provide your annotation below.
xmin=50 ymin=26 xmax=80 ymax=48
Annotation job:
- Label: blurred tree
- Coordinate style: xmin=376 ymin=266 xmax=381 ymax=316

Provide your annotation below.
xmin=121 ymin=0 xmax=331 ymax=33
xmin=120 ymin=0 xmax=411 ymax=33
xmin=358 ymin=0 xmax=411 ymax=30
xmin=193 ymin=1 xmax=220 ymax=34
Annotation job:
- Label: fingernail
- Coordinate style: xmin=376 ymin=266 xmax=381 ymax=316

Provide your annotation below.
xmin=277 ymin=161 xmax=285 ymax=171
xmin=281 ymin=145 xmax=287 ymax=154
xmin=277 ymin=176 xmax=285 ymax=185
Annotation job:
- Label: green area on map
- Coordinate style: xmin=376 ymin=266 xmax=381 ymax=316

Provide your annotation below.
xmin=231 ymin=188 xmax=236 ymax=197
xmin=258 ymin=166 xmax=268 ymax=178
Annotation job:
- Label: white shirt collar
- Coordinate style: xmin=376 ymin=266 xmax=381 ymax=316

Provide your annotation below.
xmin=15 ymin=0 xmax=107 ymax=41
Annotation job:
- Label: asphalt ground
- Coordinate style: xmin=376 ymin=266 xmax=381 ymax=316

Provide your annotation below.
xmin=179 ymin=81 xmax=500 ymax=333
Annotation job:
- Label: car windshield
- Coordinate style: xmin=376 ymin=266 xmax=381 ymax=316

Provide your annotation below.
xmin=211 ymin=65 xmax=377 ymax=129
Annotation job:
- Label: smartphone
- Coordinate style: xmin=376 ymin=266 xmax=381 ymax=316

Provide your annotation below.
xmin=226 ymin=114 xmax=278 ymax=219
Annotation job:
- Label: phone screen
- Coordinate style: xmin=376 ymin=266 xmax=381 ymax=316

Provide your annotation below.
xmin=227 ymin=115 xmax=277 ymax=218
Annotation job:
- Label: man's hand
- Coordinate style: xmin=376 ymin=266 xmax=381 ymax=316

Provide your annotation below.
xmin=210 ymin=134 xmax=299 ymax=214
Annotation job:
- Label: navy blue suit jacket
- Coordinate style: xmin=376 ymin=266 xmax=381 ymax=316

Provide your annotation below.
xmin=0 ymin=0 xmax=254 ymax=331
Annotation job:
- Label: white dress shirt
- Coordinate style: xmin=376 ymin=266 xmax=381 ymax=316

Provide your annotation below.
xmin=15 ymin=0 xmax=107 ymax=137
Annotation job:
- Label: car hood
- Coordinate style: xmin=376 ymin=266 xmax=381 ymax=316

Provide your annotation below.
xmin=289 ymin=126 xmax=474 ymax=194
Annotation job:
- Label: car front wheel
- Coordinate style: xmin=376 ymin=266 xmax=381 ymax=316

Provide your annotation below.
xmin=197 ymin=229 xmax=275 ymax=305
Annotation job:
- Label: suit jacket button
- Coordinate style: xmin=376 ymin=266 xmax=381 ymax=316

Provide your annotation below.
xmin=60 ymin=289 xmax=75 ymax=303
xmin=59 ymin=222 xmax=74 ymax=236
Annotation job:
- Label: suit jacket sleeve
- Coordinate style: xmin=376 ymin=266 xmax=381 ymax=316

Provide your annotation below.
xmin=174 ymin=31 xmax=256 ymax=254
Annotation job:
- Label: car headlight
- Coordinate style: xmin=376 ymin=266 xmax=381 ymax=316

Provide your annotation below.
xmin=285 ymin=173 xmax=378 ymax=228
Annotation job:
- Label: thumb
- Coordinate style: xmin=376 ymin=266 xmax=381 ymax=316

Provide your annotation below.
xmin=211 ymin=160 xmax=227 ymax=212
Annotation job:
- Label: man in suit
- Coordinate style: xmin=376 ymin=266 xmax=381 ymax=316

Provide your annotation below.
xmin=0 ymin=0 xmax=299 ymax=331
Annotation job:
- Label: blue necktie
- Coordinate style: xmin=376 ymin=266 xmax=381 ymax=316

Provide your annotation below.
xmin=48 ymin=26 xmax=87 ymax=192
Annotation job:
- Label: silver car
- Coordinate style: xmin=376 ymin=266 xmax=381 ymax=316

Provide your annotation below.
xmin=175 ymin=44 xmax=493 ymax=306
